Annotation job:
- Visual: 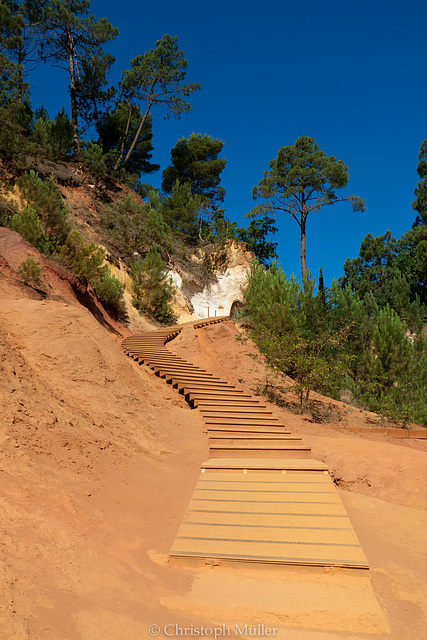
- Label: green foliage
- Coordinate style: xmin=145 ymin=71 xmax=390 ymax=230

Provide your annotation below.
xmin=30 ymin=117 xmax=54 ymax=157
xmin=249 ymin=136 xmax=365 ymax=280
xmin=11 ymin=205 xmax=49 ymax=252
xmin=242 ymin=261 xmax=352 ymax=407
xmin=28 ymin=108 xmax=74 ymax=159
xmin=327 ymin=281 xmax=373 ymax=379
xmin=242 ymin=259 xmax=427 ymax=425
xmin=365 ymin=306 xmax=413 ymax=390
xmin=36 ymin=0 xmax=118 ymax=154
xmin=51 ymin=108 xmax=74 ymax=155
xmin=0 ymin=103 xmax=31 ymax=168
xmin=59 ymin=229 xmax=105 ymax=285
xmin=115 ymin=34 xmax=200 ymax=170
xmin=99 ymin=102 xmax=159 ymax=177
xmin=162 ymin=133 xmax=226 ymax=204
xmin=202 ymin=207 xmax=240 ymax=243
xmin=57 ymin=227 xmax=124 ymax=313
xmin=81 ymin=142 xmax=108 ymax=181
xmin=161 ymin=180 xmax=201 ymax=241
xmin=316 ymin=267 xmax=326 ymax=307
xmin=237 ymin=215 xmax=278 ymax=264
xmin=413 ymin=139 xmax=427 ymax=227
xmin=92 ymin=270 xmax=124 ymax=312
xmin=0 ymin=0 xmax=32 ymax=106
xmin=359 ymin=328 xmax=427 ymax=426
xmin=131 ymin=247 xmax=177 ymax=324
xmin=17 ymin=255 xmax=42 ymax=285
xmin=161 ymin=184 xmax=277 ymax=256
xmin=341 ymin=231 xmax=397 ymax=303
xmin=102 ymin=192 xmax=172 ymax=258
xmin=340 ymin=227 xmax=427 ymax=311
xmin=242 ymin=260 xmax=301 ymax=335
xmin=75 ymin=49 xmax=116 ymax=138
xmin=17 ymin=170 xmax=70 ymax=248
xmin=396 ymin=225 xmax=427 ymax=307
xmin=102 ymin=194 xmax=143 ymax=256
xmin=257 ymin=326 xmax=352 ymax=407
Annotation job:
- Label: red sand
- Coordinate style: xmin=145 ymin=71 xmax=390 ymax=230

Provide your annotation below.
xmin=1 ymin=228 xmax=427 ymax=639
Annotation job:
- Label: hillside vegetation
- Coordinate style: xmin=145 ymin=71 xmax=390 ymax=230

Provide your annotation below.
xmin=1 ymin=0 xmax=426 ymax=425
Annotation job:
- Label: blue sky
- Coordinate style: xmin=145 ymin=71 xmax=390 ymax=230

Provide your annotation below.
xmin=29 ymin=0 xmax=427 ymax=286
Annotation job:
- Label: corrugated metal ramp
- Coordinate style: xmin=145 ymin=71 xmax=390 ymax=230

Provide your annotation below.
xmin=169 ymin=469 xmax=368 ymax=570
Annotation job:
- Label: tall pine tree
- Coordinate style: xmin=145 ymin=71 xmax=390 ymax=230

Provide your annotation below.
xmin=34 ymin=0 xmax=118 ymax=155
xmin=413 ymin=139 xmax=427 ymax=227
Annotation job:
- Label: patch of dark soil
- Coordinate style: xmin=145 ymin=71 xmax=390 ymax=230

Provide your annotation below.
xmin=29 ymin=158 xmax=83 ymax=186
xmin=332 ymin=472 xmax=373 ymax=490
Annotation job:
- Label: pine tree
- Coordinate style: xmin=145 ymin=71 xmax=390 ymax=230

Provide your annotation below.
xmin=75 ymin=48 xmax=115 ymax=140
xmin=161 ymin=181 xmax=202 ymax=242
xmin=249 ymin=136 xmax=365 ymax=283
xmin=242 ymin=260 xmax=301 ymax=336
xmin=365 ymin=305 xmax=413 ymax=391
xmin=236 ymin=215 xmax=278 ymax=264
xmin=99 ymin=101 xmax=159 ymax=176
xmin=34 ymin=0 xmax=118 ymax=155
xmin=413 ymin=139 xmax=427 ymax=227
xmin=162 ymin=133 xmax=226 ymax=204
xmin=317 ymin=267 xmax=326 ymax=306
xmin=131 ymin=247 xmax=177 ymax=324
xmin=17 ymin=170 xmax=70 ymax=247
xmin=0 ymin=0 xmax=34 ymax=106
xmin=114 ymin=34 xmax=200 ymax=170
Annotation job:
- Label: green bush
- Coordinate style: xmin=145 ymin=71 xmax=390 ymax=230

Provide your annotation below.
xmin=28 ymin=109 xmax=73 ymax=160
xmin=18 ymin=256 xmax=42 ymax=285
xmin=17 ymin=170 xmax=70 ymax=248
xmin=92 ymin=271 xmax=124 ymax=312
xmin=131 ymin=247 xmax=177 ymax=325
xmin=102 ymin=192 xmax=172 ymax=259
xmin=81 ymin=142 xmax=108 ymax=182
xmin=242 ymin=260 xmax=301 ymax=335
xmin=59 ymin=229 xmax=105 ymax=285
xmin=50 ymin=108 xmax=73 ymax=156
xmin=30 ymin=118 xmax=54 ymax=158
xmin=364 ymin=306 xmax=413 ymax=391
xmin=11 ymin=206 xmax=49 ymax=253
xmin=161 ymin=181 xmax=201 ymax=241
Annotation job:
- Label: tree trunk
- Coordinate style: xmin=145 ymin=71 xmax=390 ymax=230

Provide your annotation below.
xmin=68 ymin=32 xmax=80 ymax=157
xmin=113 ymin=101 xmax=133 ymax=171
xmin=17 ymin=44 xmax=24 ymax=104
xmin=92 ymin=99 xmax=102 ymax=149
xmin=122 ymin=99 xmax=152 ymax=167
xmin=300 ymin=214 xmax=308 ymax=285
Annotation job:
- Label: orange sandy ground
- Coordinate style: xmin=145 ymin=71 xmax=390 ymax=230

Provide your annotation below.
xmin=1 ymin=228 xmax=427 ymax=640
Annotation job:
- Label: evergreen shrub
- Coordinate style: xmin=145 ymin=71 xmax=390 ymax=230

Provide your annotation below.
xmin=18 ymin=255 xmax=42 ymax=285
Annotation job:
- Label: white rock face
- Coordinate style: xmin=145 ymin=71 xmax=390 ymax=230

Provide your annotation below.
xmin=185 ymin=263 xmax=249 ymax=319
xmin=169 ymin=240 xmax=255 ymax=321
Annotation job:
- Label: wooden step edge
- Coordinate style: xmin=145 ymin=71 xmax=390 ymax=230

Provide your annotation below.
xmin=200 ymin=458 xmax=329 ymax=471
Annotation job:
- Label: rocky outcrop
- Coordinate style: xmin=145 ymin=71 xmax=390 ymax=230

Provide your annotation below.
xmin=103 ymin=240 xmax=254 ymax=328
xmin=168 ymin=240 xmax=254 ymax=321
